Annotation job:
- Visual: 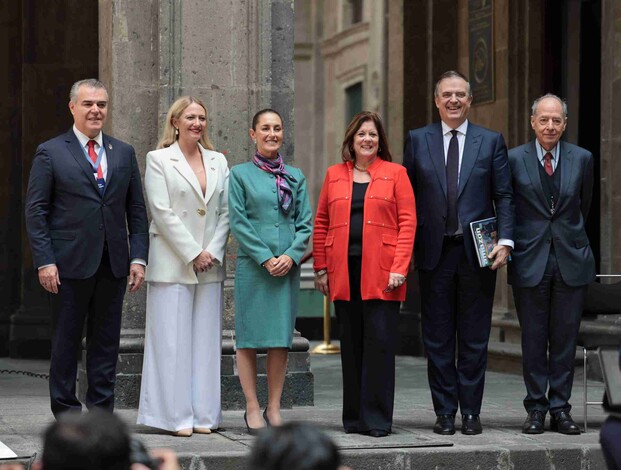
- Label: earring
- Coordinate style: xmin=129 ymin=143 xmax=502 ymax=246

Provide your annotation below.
xmin=175 ymin=128 xmax=179 ymax=136
xmin=378 ymin=147 xmax=382 ymax=152
xmin=253 ymin=139 xmax=257 ymax=144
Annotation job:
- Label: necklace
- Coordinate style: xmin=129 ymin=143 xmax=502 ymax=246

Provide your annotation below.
xmin=353 ymin=156 xmax=377 ymax=172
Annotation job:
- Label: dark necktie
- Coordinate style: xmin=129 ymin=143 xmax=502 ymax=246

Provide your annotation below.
xmin=543 ymin=152 xmax=554 ymax=176
xmin=446 ymin=130 xmax=459 ymax=235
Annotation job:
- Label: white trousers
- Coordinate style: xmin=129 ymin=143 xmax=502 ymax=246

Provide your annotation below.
xmin=137 ymin=282 xmax=222 ymax=431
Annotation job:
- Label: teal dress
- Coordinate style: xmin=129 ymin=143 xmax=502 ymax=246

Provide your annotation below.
xmin=229 ymin=162 xmax=312 ymax=348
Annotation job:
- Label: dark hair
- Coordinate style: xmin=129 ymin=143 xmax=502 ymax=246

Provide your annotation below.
xmin=248 ymin=422 xmax=341 ymax=470
xmin=434 ymin=70 xmax=472 ymax=97
xmin=41 ymin=411 xmax=131 ymax=470
xmin=341 ymin=111 xmax=392 ymax=163
xmin=252 ymin=108 xmax=283 ymax=130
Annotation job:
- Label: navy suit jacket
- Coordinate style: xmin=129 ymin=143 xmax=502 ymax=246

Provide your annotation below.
xmin=507 ymin=140 xmax=596 ymax=287
xmin=25 ymin=129 xmax=149 ymax=279
xmin=403 ymin=122 xmax=514 ymax=270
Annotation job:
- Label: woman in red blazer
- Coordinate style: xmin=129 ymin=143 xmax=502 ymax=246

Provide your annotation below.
xmin=313 ymin=111 xmax=416 ymax=437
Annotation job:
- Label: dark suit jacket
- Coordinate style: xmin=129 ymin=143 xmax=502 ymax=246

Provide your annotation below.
xmin=25 ymin=129 xmax=149 ymax=279
xmin=403 ymin=122 xmax=514 ymax=270
xmin=508 ymin=140 xmax=595 ymax=287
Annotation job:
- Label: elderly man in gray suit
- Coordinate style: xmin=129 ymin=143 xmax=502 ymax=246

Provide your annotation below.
xmin=508 ymin=94 xmax=595 ymax=435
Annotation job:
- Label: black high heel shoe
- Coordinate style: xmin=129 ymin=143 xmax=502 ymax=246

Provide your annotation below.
xmin=244 ymin=411 xmax=261 ymax=436
xmin=263 ymin=407 xmax=271 ymax=426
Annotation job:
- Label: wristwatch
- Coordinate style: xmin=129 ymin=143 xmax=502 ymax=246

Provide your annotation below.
xmin=314 ymin=269 xmax=328 ymax=277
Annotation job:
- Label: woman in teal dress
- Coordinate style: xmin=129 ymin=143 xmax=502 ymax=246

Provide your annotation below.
xmin=229 ymin=109 xmax=312 ymax=433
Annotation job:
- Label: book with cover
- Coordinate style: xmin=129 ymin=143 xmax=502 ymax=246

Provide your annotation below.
xmin=469 ymin=217 xmax=498 ymax=268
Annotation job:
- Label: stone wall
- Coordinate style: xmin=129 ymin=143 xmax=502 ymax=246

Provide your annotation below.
xmin=79 ymin=0 xmax=311 ymax=409
xmin=600 ymin=0 xmax=621 ymax=275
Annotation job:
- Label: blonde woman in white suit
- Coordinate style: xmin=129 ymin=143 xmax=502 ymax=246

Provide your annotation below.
xmin=137 ymin=96 xmax=229 ymax=437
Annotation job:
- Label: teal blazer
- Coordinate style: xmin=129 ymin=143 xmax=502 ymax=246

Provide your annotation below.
xmin=229 ymin=162 xmax=312 ymax=265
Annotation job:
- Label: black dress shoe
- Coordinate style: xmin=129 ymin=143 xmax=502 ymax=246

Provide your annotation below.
xmin=522 ymin=410 xmax=545 ymax=434
xmin=366 ymin=429 xmax=389 ymax=438
xmin=461 ymin=414 xmax=482 ymax=435
xmin=550 ymin=411 xmax=581 ymax=435
xmin=433 ymin=415 xmax=456 ymax=435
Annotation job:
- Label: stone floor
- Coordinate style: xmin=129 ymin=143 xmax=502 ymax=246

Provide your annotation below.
xmin=0 ymin=345 xmax=611 ymax=469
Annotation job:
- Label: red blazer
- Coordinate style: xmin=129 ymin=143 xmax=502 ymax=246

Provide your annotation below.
xmin=313 ymin=159 xmax=416 ymax=301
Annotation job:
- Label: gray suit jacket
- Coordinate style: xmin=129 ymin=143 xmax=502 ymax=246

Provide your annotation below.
xmin=508 ymin=140 xmax=596 ymax=287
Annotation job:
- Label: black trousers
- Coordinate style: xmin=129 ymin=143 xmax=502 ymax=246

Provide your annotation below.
xmin=513 ymin=248 xmax=586 ymax=414
xmin=334 ymin=256 xmax=399 ymax=433
xmin=49 ymin=249 xmax=127 ymax=417
xmin=419 ymin=237 xmax=496 ymax=416
xmin=601 ymin=416 xmax=621 ymax=470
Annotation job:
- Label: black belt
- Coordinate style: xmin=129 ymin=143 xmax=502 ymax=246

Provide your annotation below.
xmin=444 ymin=234 xmax=464 ymax=243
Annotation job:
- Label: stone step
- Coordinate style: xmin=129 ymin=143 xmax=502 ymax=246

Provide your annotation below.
xmin=1 ymin=354 xmax=609 ymax=470
xmin=492 ymin=317 xmax=522 ymax=344
xmin=172 ymin=441 xmax=605 ymax=470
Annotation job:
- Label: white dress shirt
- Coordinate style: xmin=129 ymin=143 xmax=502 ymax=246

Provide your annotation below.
xmin=535 ymin=141 xmax=560 ymax=172
xmin=440 ymin=119 xmax=513 ymax=249
xmin=73 ymin=125 xmax=108 ymax=180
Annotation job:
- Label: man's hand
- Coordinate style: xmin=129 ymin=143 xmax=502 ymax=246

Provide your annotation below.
xmin=488 ymin=245 xmax=511 ymax=271
xmin=39 ymin=265 xmax=61 ymax=294
xmin=128 ymin=263 xmax=145 ymax=292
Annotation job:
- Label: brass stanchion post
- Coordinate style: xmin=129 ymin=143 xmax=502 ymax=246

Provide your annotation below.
xmin=311 ymin=294 xmax=340 ymax=354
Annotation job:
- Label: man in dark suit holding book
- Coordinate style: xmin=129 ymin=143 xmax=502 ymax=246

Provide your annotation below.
xmin=403 ymin=71 xmax=514 ymax=435
xmin=508 ymin=94 xmax=595 ymax=435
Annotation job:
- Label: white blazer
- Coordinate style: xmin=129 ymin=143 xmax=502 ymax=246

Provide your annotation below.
xmin=144 ymin=142 xmax=229 ymax=284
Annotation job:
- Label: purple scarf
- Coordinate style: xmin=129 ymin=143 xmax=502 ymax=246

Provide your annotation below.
xmin=252 ymin=152 xmax=297 ymax=214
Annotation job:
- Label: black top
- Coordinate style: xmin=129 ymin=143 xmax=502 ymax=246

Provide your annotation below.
xmin=348 ymin=182 xmax=368 ymax=256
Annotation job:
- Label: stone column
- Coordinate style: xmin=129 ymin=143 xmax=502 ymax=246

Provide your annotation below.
xmin=81 ymin=0 xmax=312 ymax=408
xmin=600 ymin=0 xmax=621 ymax=276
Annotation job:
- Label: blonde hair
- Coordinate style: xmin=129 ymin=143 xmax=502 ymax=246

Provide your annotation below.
xmin=157 ymin=96 xmax=215 ymax=150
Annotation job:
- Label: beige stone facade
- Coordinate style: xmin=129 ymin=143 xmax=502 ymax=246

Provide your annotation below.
xmin=1 ymin=0 xmax=620 ymax=362
xmin=295 ymin=0 xmax=620 ymax=336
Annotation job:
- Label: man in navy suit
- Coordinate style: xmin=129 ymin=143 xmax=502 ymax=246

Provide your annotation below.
xmin=403 ymin=71 xmax=514 ymax=435
xmin=25 ymin=79 xmax=149 ymax=417
xmin=509 ymin=94 xmax=595 ymax=435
